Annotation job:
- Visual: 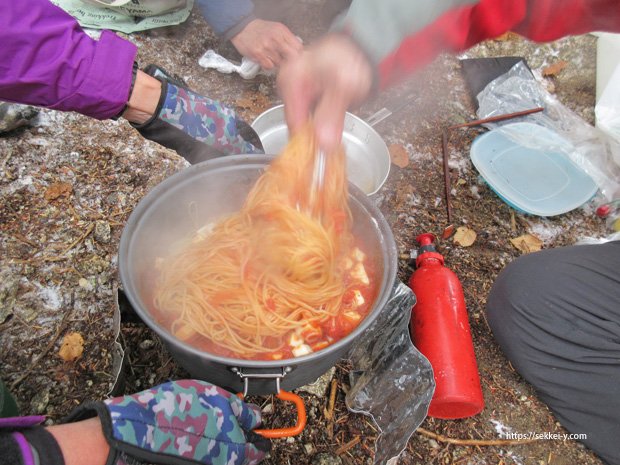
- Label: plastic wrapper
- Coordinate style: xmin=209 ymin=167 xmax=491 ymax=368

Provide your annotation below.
xmin=476 ymin=61 xmax=620 ymax=203
xmin=80 ymin=0 xmax=187 ymax=17
xmin=346 ymin=281 xmax=435 ymax=465
xmin=52 ymin=0 xmax=194 ymax=33
xmin=576 ymin=231 xmax=620 ymax=245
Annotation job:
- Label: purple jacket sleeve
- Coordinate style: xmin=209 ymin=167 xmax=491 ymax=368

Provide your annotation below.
xmin=0 ymin=0 xmax=137 ymax=120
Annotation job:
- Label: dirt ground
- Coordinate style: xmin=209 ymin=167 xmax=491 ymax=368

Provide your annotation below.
xmin=0 ymin=2 xmax=611 ymax=465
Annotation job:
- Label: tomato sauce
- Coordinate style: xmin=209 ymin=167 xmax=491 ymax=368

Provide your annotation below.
xmin=148 ymin=240 xmax=380 ymax=361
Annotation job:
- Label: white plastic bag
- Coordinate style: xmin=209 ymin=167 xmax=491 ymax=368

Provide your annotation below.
xmin=596 ymin=61 xmax=620 ymax=146
xmin=477 ymin=62 xmax=620 ymax=202
xmin=198 ymin=49 xmax=271 ymax=80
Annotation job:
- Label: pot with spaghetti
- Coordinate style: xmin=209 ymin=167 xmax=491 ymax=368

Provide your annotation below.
xmin=119 ymin=128 xmax=397 ymax=395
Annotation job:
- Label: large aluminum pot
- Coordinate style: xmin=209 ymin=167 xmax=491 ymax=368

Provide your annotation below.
xmin=118 ymin=155 xmax=397 ymax=395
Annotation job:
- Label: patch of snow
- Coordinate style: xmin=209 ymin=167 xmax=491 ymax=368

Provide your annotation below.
xmin=405 ymin=144 xmax=434 ymax=163
xmin=35 ymin=284 xmax=62 ymax=310
xmin=0 ymin=175 xmax=34 ymax=196
xmin=501 ymin=450 xmax=525 ymax=465
xmin=407 ymin=193 xmax=422 ymax=206
xmin=490 ymin=419 xmax=513 ymax=438
xmin=26 ymin=137 xmax=50 ymax=147
xmin=448 ymin=152 xmax=471 ymax=175
xmin=526 ymin=220 xmax=567 ymax=243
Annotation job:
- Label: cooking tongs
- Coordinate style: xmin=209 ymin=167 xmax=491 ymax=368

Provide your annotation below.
xmin=308 ymin=149 xmax=327 ymax=218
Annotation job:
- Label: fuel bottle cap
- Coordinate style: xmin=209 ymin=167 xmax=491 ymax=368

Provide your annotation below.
xmin=415 ymin=233 xmax=444 ymax=266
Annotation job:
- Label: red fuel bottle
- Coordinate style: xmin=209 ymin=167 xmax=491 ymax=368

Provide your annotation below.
xmin=408 ymin=233 xmax=484 ymax=419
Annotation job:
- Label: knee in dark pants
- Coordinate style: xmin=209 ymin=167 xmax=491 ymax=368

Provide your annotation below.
xmin=486 ymin=250 xmax=550 ymax=359
xmin=486 ymin=243 xmax=620 ymax=465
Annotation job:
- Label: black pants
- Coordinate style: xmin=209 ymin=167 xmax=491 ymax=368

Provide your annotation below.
xmin=487 ymin=241 xmax=620 ymax=465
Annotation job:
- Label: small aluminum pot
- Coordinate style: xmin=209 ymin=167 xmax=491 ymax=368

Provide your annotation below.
xmin=118 ymin=155 xmax=397 ymax=398
xmin=251 ymin=105 xmax=391 ymax=195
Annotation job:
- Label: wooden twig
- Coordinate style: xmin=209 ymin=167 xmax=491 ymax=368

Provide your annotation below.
xmin=325 ymin=379 xmax=338 ymax=438
xmin=12 ymin=233 xmax=38 ymax=248
xmin=9 ymin=223 xmax=94 ymax=264
xmin=335 ymin=436 xmax=361 ymax=455
xmin=417 ymin=427 xmax=538 ymax=446
xmin=59 ymin=223 xmax=95 ymax=256
xmin=448 ymin=107 xmax=544 ymax=129
xmin=325 ymin=379 xmax=338 ymax=418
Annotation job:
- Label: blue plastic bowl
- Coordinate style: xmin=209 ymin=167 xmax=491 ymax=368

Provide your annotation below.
xmin=470 ymin=122 xmax=598 ymax=216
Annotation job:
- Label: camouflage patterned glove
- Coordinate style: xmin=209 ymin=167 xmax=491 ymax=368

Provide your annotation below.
xmin=132 ymin=66 xmax=264 ymax=165
xmin=62 ymin=379 xmax=270 ymax=465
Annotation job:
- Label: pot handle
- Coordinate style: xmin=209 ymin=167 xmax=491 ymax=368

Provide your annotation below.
xmin=238 ymin=389 xmax=307 ymax=438
xmin=232 ymin=367 xmax=306 ymax=438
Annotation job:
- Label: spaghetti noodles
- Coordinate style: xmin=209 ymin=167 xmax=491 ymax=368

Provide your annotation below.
xmin=153 ymin=125 xmax=376 ymax=359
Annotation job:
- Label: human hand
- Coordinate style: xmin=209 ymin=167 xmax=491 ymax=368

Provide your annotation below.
xmin=128 ymin=66 xmax=263 ymax=164
xmin=63 ymin=379 xmax=270 ymax=465
xmin=231 ymin=19 xmax=303 ymax=70
xmin=277 ymin=34 xmax=373 ymax=153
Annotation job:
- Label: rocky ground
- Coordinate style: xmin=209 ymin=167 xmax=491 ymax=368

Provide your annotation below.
xmin=0 ymin=2 xmax=613 ymax=465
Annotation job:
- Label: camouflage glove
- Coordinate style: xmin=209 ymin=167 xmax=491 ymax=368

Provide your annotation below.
xmin=132 ymin=65 xmax=264 ymax=164
xmin=63 ymin=379 xmax=270 ymax=465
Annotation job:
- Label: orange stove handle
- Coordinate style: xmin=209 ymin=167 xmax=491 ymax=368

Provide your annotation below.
xmin=237 ymin=390 xmax=307 ymax=439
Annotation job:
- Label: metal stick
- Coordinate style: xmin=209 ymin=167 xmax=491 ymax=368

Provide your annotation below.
xmin=309 ymin=149 xmax=326 ymax=217
xmin=448 ymin=107 xmax=544 ymax=129
xmin=442 ymin=130 xmax=453 ymax=224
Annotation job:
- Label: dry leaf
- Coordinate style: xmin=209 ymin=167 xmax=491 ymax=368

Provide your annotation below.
xmin=442 ymin=224 xmax=455 ymax=240
xmin=58 ymin=332 xmax=84 ymax=362
xmin=510 ymin=234 xmax=543 ymax=253
xmin=494 ymin=31 xmax=521 ymax=42
xmin=388 ymin=144 xmax=409 ymax=168
xmin=542 ymin=60 xmax=568 ymax=77
xmin=44 ymin=182 xmax=72 ymax=201
xmin=453 ymin=226 xmax=477 ymax=247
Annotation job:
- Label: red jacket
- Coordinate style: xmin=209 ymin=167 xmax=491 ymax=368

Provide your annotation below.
xmin=336 ymin=0 xmax=620 ymax=89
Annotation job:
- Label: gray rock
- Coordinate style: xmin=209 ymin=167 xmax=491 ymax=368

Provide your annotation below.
xmin=139 ymin=339 xmax=155 ymax=350
xmin=30 ymin=389 xmax=50 ymax=414
xmin=106 ymin=191 xmax=127 ymax=208
xmin=298 ymin=366 xmax=336 ymax=398
xmin=0 ymin=271 xmax=20 ymax=323
xmin=0 ymin=102 xmax=39 ymax=133
xmin=94 ymin=220 xmax=111 ymax=244
xmin=304 ymin=443 xmax=316 ymax=455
